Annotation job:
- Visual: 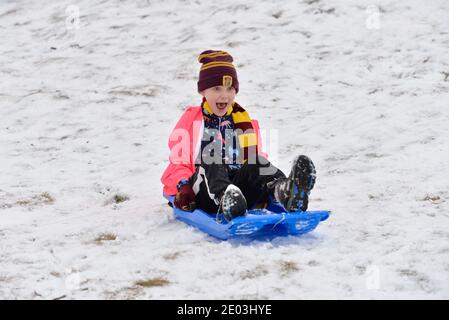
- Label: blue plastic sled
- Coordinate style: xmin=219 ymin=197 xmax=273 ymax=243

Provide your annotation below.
xmin=165 ymin=195 xmax=330 ymax=240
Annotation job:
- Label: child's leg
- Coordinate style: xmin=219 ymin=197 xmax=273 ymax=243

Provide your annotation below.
xmin=189 ymin=163 xmax=232 ymax=213
xmin=231 ymin=155 xmax=286 ymax=209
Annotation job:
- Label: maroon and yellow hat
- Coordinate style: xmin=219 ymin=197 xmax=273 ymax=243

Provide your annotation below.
xmin=197 ymin=50 xmax=239 ymax=93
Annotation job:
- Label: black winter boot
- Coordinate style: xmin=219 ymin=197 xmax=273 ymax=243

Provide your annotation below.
xmin=268 ymin=155 xmax=316 ymax=212
xmin=218 ymin=184 xmax=248 ymax=221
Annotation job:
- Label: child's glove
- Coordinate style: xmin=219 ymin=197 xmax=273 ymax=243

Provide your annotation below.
xmin=174 ymin=179 xmax=196 ymax=211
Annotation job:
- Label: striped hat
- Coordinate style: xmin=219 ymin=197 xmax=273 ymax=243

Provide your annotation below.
xmin=197 ymin=50 xmax=239 ymax=93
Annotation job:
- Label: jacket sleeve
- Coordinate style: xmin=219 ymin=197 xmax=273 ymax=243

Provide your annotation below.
xmin=161 ymin=108 xmax=197 ymax=196
xmin=251 ymin=119 xmax=269 ymax=159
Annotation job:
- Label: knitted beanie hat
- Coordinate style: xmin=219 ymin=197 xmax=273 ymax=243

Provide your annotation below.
xmin=197 ymin=50 xmax=239 ymax=93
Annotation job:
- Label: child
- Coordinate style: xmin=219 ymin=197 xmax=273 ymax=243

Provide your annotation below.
xmin=161 ymin=50 xmax=316 ymax=221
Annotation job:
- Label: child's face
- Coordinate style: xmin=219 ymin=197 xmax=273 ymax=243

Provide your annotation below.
xmin=200 ymin=86 xmax=237 ymax=117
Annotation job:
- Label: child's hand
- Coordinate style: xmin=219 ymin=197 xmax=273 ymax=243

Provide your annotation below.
xmin=174 ymin=183 xmax=196 ymax=212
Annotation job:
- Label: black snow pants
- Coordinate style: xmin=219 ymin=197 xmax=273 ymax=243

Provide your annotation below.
xmin=189 ymin=155 xmax=286 ymax=213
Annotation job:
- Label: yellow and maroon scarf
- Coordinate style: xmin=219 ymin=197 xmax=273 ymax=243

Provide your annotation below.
xmin=201 ymin=98 xmax=258 ymax=162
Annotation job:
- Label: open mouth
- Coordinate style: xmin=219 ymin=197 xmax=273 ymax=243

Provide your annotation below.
xmin=216 ymin=102 xmax=228 ymax=109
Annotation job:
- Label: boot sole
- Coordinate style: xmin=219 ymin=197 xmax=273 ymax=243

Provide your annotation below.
xmin=285 ymin=155 xmax=316 ymax=211
xmin=221 ymin=185 xmax=247 ymax=221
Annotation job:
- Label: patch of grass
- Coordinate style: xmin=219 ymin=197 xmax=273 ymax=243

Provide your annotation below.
xmin=307 ymin=260 xmax=319 ymax=267
xmin=135 ymin=278 xmax=170 ymax=287
xmin=40 ymin=192 xmax=55 ymax=204
xmin=163 ymin=252 xmax=181 ymax=261
xmin=280 ymin=261 xmax=299 ymax=275
xmin=368 ymin=193 xmax=384 ymax=200
xmin=240 ymin=266 xmax=269 ymax=280
xmin=16 ymin=192 xmax=54 ymax=206
xmin=95 ymin=233 xmax=117 ymax=243
xmin=113 ymin=194 xmax=130 ymax=204
xmin=16 ymin=199 xmax=32 ymax=206
xmin=423 ymin=194 xmax=442 ymax=204
xmin=104 ymin=193 xmax=130 ymax=206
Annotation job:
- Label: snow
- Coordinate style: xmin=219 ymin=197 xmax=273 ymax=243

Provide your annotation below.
xmin=1 ymin=0 xmax=449 ymax=299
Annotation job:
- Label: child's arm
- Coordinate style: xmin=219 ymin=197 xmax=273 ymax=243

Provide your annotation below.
xmin=161 ymin=108 xmax=199 ymax=196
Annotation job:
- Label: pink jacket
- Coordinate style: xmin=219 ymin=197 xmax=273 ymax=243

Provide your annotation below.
xmin=161 ymin=106 xmax=267 ymax=195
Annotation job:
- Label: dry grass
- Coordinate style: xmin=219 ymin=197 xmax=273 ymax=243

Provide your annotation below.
xmin=95 ymin=233 xmax=117 ymax=243
xmin=240 ymin=265 xmax=269 ymax=280
xmin=280 ymin=261 xmax=299 ymax=275
xmin=50 ymin=271 xmax=62 ymax=278
xmin=135 ymin=278 xmax=170 ymax=287
xmin=105 ymin=193 xmax=130 ymax=205
xmin=16 ymin=192 xmax=54 ymax=206
xmin=163 ymin=252 xmax=181 ymax=261
xmin=41 ymin=192 xmax=55 ymax=203
xmin=113 ymin=194 xmax=129 ymax=203
xmin=15 ymin=200 xmax=31 ymax=206
xmin=423 ymin=194 xmax=442 ymax=204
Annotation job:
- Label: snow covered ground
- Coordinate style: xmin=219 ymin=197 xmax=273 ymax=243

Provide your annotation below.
xmin=1 ymin=0 xmax=449 ymax=299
